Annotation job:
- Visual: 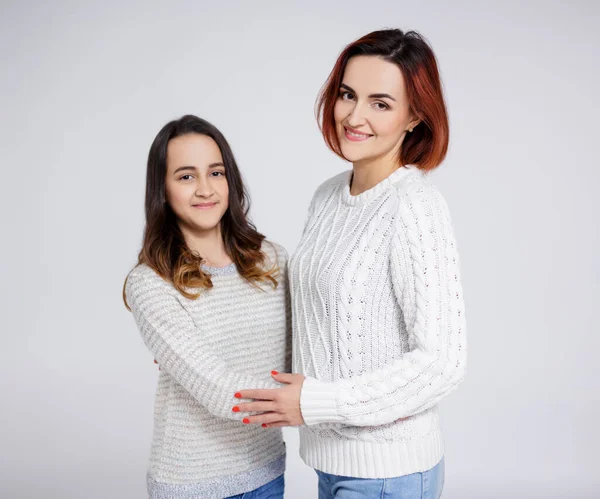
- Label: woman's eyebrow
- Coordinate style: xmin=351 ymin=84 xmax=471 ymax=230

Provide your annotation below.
xmin=369 ymin=92 xmax=396 ymax=101
xmin=340 ymin=83 xmax=396 ymax=101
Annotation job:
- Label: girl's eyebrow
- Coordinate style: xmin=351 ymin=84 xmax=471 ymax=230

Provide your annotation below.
xmin=173 ymin=162 xmax=225 ymax=175
xmin=173 ymin=166 xmax=197 ymax=174
xmin=340 ymin=83 xmax=396 ymax=102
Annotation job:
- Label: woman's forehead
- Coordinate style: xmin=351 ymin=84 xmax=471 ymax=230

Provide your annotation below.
xmin=343 ymin=56 xmax=406 ymax=97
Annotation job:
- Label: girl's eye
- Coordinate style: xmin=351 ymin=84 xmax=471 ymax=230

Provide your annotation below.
xmin=211 ymin=171 xmax=225 ymax=177
xmin=374 ymin=102 xmax=389 ymax=111
xmin=340 ymin=91 xmax=355 ymax=101
xmin=179 ymin=174 xmax=194 ymax=181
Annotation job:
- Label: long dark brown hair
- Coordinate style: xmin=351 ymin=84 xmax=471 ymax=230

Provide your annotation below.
xmin=124 ymin=115 xmax=278 ymax=307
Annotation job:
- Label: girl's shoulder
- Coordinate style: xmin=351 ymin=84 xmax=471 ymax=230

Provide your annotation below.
xmin=125 ymin=263 xmax=174 ymax=294
xmin=124 ymin=263 xmax=179 ymax=312
xmin=261 ymin=240 xmax=288 ymax=269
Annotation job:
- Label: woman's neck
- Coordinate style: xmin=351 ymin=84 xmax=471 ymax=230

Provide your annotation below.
xmin=179 ymin=224 xmax=232 ymax=267
xmin=350 ymin=151 xmax=402 ymax=196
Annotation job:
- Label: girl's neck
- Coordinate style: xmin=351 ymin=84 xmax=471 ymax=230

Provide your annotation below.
xmin=179 ymin=223 xmax=232 ymax=267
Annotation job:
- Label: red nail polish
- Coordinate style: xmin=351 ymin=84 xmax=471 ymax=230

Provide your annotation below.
xmin=262 ymin=424 xmax=267 ymax=428
xmin=243 ymin=418 xmax=250 ymax=424
xmin=234 ymin=393 xmax=242 ymax=399
xmin=232 ymin=406 xmax=240 ymax=413
xmin=271 ymin=370 xmax=279 ymax=375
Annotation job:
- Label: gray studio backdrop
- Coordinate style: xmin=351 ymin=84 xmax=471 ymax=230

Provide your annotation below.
xmin=2 ymin=1 xmax=599 ymax=498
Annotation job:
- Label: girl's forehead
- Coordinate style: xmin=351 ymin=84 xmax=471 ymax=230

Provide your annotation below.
xmin=167 ymin=134 xmax=223 ymax=169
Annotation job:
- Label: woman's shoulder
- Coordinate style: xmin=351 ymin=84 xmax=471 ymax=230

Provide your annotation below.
xmin=311 ymin=170 xmax=351 ymax=201
xmin=393 ymin=168 xmax=447 ymax=204
xmin=392 ymin=169 xmax=454 ymax=225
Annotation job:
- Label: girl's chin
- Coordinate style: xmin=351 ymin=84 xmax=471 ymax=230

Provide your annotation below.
xmin=184 ymin=217 xmax=223 ymax=234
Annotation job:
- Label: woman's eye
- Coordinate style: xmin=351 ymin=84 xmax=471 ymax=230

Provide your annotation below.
xmin=340 ymin=91 xmax=355 ymax=101
xmin=211 ymin=171 xmax=225 ymax=177
xmin=180 ymin=174 xmax=193 ymax=181
xmin=374 ymin=102 xmax=389 ymax=110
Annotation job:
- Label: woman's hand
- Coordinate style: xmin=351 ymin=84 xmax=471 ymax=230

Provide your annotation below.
xmin=233 ymin=371 xmax=306 ymax=428
xmin=153 ymin=359 xmax=161 ymax=370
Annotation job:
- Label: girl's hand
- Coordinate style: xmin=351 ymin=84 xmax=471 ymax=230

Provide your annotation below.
xmin=233 ymin=372 xmax=305 ymax=428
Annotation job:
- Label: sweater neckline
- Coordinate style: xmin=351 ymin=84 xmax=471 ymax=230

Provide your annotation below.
xmin=341 ymin=165 xmax=416 ymax=206
xmin=200 ymin=262 xmax=237 ymax=276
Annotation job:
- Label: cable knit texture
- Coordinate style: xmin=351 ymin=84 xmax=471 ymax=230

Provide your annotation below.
xmin=289 ymin=166 xmax=467 ymax=478
xmin=125 ymin=242 xmax=291 ymax=499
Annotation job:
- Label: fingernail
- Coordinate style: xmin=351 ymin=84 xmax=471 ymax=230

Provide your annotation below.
xmin=234 ymin=393 xmax=242 ymax=399
xmin=262 ymin=424 xmax=267 ymax=428
xmin=232 ymin=406 xmax=240 ymax=413
xmin=271 ymin=370 xmax=279 ymax=375
xmin=243 ymin=418 xmax=250 ymax=424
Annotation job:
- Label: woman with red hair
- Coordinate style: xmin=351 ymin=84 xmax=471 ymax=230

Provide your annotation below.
xmin=236 ymin=29 xmax=467 ymax=498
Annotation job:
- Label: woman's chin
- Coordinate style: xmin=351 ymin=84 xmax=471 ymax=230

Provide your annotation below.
xmin=340 ymin=148 xmax=370 ymax=164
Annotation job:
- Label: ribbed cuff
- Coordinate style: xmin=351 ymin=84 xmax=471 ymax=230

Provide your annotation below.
xmin=300 ymin=377 xmax=344 ymax=425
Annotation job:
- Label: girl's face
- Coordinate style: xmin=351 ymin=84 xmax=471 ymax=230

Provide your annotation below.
xmin=165 ymin=133 xmax=229 ymax=235
xmin=333 ymin=55 xmax=419 ymax=166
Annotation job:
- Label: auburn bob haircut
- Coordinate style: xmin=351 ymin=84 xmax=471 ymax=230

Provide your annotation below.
xmin=317 ymin=29 xmax=449 ymax=171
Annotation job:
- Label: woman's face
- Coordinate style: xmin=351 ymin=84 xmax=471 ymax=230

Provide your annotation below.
xmin=165 ymin=133 xmax=229 ymax=234
xmin=334 ymin=55 xmax=419 ymax=165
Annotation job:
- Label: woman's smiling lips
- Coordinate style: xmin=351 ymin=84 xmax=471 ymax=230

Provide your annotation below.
xmin=344 ymin=126 xmax=373 ymax=142
xmin=192 ymin=202 xmax=218 ymax=210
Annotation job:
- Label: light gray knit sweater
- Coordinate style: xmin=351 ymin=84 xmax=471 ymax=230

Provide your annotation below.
xmin=125 ymin=242 xmax=290 ymax=499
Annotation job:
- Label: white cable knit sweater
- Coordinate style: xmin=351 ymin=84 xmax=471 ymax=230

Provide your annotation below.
xmin=125 ymin=242 xmax=290 ymax=498
xmin=290 ymin=165 xmax=467 ymax=479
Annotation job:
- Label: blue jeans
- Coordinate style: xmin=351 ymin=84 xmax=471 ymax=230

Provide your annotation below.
xmin=316 ymin=458 xmax=444 ymax=499
xmin=226 ymin=474 xmax=285 ymax=499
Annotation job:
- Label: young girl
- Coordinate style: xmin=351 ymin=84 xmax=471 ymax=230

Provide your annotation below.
xmin=235 ymin=29 xmax=467 ymax=499
xmin=124 ymin=115 xmax=290 ymax=499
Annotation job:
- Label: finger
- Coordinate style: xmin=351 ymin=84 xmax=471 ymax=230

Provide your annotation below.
xmin=243 ymin=412 xmax=285 ymax=425
xmin=235 ymin=389 xmax=278 ymax=401
xmin=154 ymin=359 xmax=158 ymax=364
xmin=233 ymin=401 xmax=277 ymax=413
xmin=271 ymin=371 xmax=295 ymax=384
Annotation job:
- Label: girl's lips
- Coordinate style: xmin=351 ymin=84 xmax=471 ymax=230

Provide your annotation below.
xmin=344 ymin=127 xmax=373 ymax=142
xmin=192 ymin=202 xmax=217 ymax=210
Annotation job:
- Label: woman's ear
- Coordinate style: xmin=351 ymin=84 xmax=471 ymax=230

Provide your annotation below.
xmin=406 ymin=117 xmax=421 ymax=133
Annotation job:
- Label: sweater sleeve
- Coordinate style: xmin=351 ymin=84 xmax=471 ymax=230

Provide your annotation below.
xmin=283 ymin=259 xmax=293 ymax=374
xmin=125 ymin=268 xmax=280 ymax=421
xmin=269 ymin=243 xmax=293 ymax=373
xmin=299 ymin=181 xmax=467 ymax=426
